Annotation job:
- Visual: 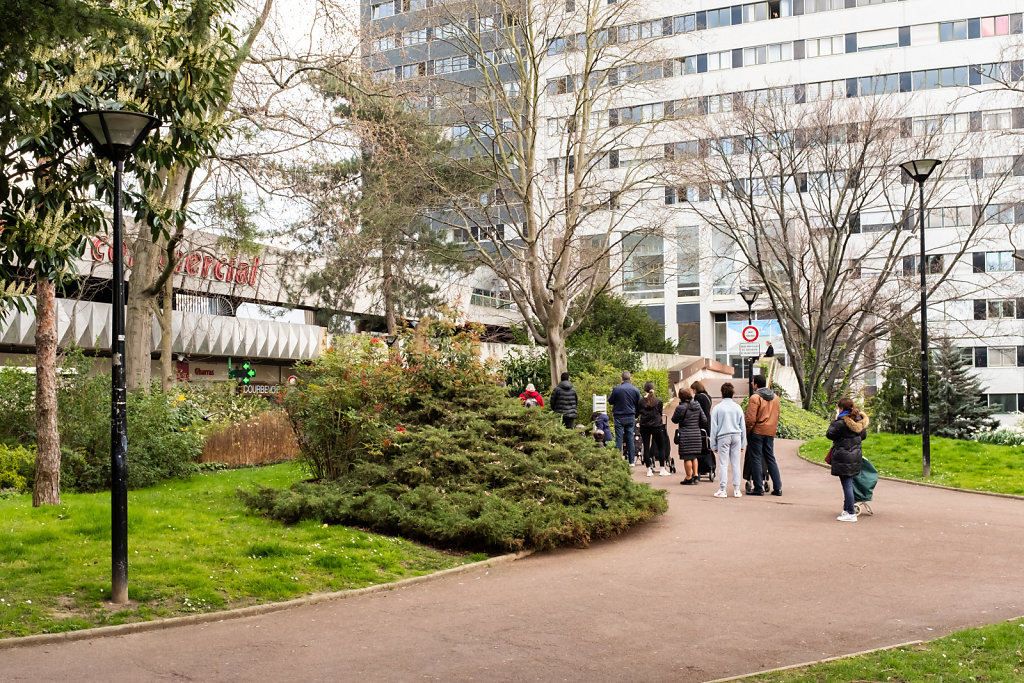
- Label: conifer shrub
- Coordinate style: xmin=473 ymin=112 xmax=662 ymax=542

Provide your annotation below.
xmin=242 ymin=317 xmax=667 ymax=552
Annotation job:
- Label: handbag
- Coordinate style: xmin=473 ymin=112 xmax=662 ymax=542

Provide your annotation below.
xmin=825 ymin=447 xmax=833 ymax=465
xmin=673 ymin=428 xmax=681 ymax=445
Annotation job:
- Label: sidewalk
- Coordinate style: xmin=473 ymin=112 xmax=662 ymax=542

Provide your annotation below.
xmin=4 ymin=439 xmax=1023 ymax=681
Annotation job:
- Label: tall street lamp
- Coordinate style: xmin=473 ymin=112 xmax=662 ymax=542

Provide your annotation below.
xmin=900 ymin=158 xmax=941 ymax=479
xmin=739 ymin=286 xmax=760 ymax=398
xmin=73 ymin=109 xmax=161 ymax=604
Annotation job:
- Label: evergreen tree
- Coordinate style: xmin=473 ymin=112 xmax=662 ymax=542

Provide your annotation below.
xmin=870 ymin=323 xmax=921 ymax=434
xmin=928 ymin=337 xmax=998 ymax=439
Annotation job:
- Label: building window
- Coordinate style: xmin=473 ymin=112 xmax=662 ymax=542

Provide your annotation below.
xmin=622 ymin=234 xmax=665 ymax=301
xmin=989 ymin=347 xmax=1017 ymax=367
xmin=939 ymin=20 xmax=968 ymax=42
xmin=985 ymin=251 xmax=1015 ymax=272
xmin=370 ymin=1 xmax=394 ymax=20
xmin=987 ymin=299 xmax=1017 ymax=319
xmin=677 ymin=226 xmax=700 ymax=297
xmin=987 ymin=394 xmax=1018 ymax=413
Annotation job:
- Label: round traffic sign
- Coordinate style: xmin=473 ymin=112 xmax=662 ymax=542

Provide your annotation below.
xmin=742 ymin=325 xmax=759 ymax=342
xmin=287 ymin=375 xmax=298 ymax=385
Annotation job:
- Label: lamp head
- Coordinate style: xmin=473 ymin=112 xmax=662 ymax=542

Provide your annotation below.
xmin=900 ymin=159 xmax=942 ymax=185
xmin=739 ymin=287 xmax=760 ymax=306
xmin=73 ymin=109 xmax=161 ymax=161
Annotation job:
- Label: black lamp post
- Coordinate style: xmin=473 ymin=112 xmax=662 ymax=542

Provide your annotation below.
xmin=739 ymin=287 xmax=760 ymax=397
xmin=900 ymin=158 xmax=942 ymax=479
xmin=73 ymin=109 xmax=161 ymax=604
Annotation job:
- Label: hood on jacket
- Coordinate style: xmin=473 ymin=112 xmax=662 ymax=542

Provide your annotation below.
xmin=755 ymin=387 xmax=776 ymax=401
xmin=556 ymin=380 xmax=573 ymax=390
xmin=842 ymin=411 xmax=869 ymax=433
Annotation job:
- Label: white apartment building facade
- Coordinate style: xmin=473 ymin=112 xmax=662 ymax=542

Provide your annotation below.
xmin=366 ymin=0 xmax=1023 ymax=420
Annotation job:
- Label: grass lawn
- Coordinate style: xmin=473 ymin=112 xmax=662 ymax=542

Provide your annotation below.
xmin=0 ymin=463 xmax=483 ymax=639
xmin=800 ymin=433 xmax=1024 ymax=496
xmin=746 ymin=618 xmax=1024 ymax=682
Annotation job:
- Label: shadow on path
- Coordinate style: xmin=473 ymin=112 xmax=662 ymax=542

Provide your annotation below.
xmin=4 ymin=440 xmax=1023 ymax=682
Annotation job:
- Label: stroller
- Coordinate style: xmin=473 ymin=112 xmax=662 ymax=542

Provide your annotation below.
xmin=852 ymin=457 xmax=879 ymax=516
xmin=621 ymin=416 xmax=644 ymax=464
xmin=697 ymin=428 xmax=716 ymax=482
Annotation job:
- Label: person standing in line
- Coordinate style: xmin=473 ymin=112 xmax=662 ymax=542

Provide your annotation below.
xmin=518 ymin=383 xmax=544 ymax=407
xmin=691 ymin=380 xmax=714 ymax=480
xmin=550 ymin=372 xmax=578 ymax=428
xmin=638 ymin=382 xmax=671 ymax=477
xmin=710 ymin=382 xmax=746 ymax=498
xmin=744 ymin=374 xmax=782 ymax=497
xmin=609 ymin=371 xmax=642 ymax=466
xmin=827 ymin=397 xmax=869 ymax=522
xmin=672 ymin=388 xmax=708 ymax=485
xmin=763 ymin=341 xmax=775 ymax=358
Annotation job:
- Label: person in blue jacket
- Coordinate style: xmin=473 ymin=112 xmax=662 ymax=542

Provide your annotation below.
xmin=608 ymin=371 xmax=643 ymax=465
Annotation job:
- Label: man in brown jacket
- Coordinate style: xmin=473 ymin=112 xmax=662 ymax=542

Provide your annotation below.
xmin=744 ymin=374 xmax=782 ymax=496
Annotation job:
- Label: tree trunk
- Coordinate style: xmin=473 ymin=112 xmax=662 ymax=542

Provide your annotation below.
xmin=382 ymin=255 xmax=396 ymax=335
xmin=159 ymin=275 xmax=174 ymax=391
xmin=545 ymin=322 xmax=568 ymax=391
xmin=33 ymin=277 xmax=61 ymax=506
xmin=125 ymin=234 xmax=162 ymax=391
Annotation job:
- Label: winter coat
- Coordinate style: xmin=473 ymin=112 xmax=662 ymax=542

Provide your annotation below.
xmin=637 ymin=395 xmax=665 ymax=428
xmin=608 ymin=381 xmax=643 ymax=418
xmin=694 ymin=391 xmax=712 ymax=426
xmin=826 ymin=410 xmax=869 ymax=477
xmin=593 ymin=412 xmax=612 ymax=445
xmin=745 ymin=387 xmax=780 ymax=436
xmin=549 ymin=381 xmax=578 ymax=418
xmin=672 ymin=399 xmax=708 ymax=455
xmin=519 ymin=390 xmax=544 ymax=407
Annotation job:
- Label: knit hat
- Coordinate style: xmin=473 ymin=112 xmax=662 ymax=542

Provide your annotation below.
xmin=525 ymin=383 xmax=535 ymax=392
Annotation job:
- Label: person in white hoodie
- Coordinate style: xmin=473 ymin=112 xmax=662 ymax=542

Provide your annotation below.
xmin=709 ymin=382 xmax=747 ymax=498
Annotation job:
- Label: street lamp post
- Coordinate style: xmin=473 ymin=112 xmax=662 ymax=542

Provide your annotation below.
xmin=739 ymin=287 xmax=760 ymax=398
xmin=900 ymin=158 xmax=942 ymax=479
xmin=73 ymin=109 xmax=161 ymax=604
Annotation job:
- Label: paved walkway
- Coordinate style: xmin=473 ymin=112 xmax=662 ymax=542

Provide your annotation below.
xmin=4 ymin=440 xmax=1023 ymax=682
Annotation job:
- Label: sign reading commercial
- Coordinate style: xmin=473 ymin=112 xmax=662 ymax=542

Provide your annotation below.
xmin=88 ymin=238 xmax=261 ymax=286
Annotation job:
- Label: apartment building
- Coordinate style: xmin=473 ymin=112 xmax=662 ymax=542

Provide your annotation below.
xmin=365 ymin=0 xmax=1023 ymax=421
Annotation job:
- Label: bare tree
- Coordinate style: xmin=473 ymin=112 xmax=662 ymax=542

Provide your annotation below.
xmin=664 ymin=92 xmax=1015 ymax=409
xmin=378 ymin=0 xmax=674 ymax=386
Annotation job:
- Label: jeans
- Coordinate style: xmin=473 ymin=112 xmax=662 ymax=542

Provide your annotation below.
xmin=840 ymin=475 xmax=855 ymax=514
xmin=748 ymin=432 xmax=782 ymax=494
xmin=615 ymin=415 xmax=636 ymax=464
xmin=716 ymin=433 xmax=743 ymax=490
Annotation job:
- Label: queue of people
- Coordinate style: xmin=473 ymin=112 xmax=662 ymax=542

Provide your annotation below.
xmin=517 ymin=368 xmax=871 ymax=523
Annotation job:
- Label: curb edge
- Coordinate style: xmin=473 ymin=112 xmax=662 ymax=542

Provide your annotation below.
xmin=0 ymin=549 xmax=535 ymax=651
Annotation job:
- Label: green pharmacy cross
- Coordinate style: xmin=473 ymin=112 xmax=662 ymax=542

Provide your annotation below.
xmin=228 ymin=358 xmax=257 ymax=384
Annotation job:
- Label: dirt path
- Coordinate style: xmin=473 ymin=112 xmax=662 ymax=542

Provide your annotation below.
xmin=4 ymin=440 xmax=1023 ymax=682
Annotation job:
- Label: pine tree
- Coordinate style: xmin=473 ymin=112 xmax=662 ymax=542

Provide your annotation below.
xmin=871 ymin=323 xmax=921 ymax=434
xmin=928 ymin=337 xmax=998 ymax=439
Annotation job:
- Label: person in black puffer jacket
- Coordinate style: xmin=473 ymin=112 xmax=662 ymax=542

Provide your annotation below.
xmin=826 ymin=397 xmax=869 ymax=522
xmin=638 ymin=382 xmax=670 ymax=477
xmin=672 ymin=388 xmax=708 ymax=485
xmin=550 ymin=372 xmax=578 ymax=428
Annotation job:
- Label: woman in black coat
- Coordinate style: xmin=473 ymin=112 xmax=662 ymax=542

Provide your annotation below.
xmin=672 ymin=388 xmax=708 ymax=485
xmin=637 ymin=382 xmax=670 ymax=476
xmin=826 ymin=397 xmax=869 ymax=522
xmin=690 ymin=380 xmax=713 ymax=478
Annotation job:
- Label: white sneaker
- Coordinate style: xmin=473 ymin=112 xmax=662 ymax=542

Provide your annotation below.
xmin=714 ymin=490 xmax=728 ymax=498
xmin=733 ymin=490 xmax=742 ymax=498
xmin=646 ymin=468 xmax=654 ymax=477
xmin=837 ymin=512 xmax=858 ymax=522
xmin=658 ymin=468 xmax=671 ymax=476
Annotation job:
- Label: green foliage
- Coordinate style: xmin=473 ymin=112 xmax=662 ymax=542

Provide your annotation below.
xmin=871 ymin=326 xmax=997 ymax=439
xmin=568 ymin=293 xmax=677 ymax=354
xmin=748 ymin=618 xmax=1024 ymax=683
xmin=800 ymin=433 xmax=1024 ymax=495
xmin=928 ymin=337 xmax=998 ymax=439
xmin=975 ymin=429 xmax=1024 ymax=446
xmin=0 ymin=463 xmax=470 ymax=638
xmin=179 ymin=380 xmax=270 ymax=435
xmin=776 ymin=400 xmax=831 ymax=440
xmin=0 ymin=444 xmax=36 ymax=494
xmin=499 ymin=347 xmax=550 ymax=395
xmin=0 ymin=365 xmax=36 ymax=445
xmin=253 ymin=316 xmax=667 ymax=552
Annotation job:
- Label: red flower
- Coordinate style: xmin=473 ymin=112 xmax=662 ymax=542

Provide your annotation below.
xmin=396 ymin=426 xmax=406 ymax=433
xmin=375 ymin=404 xmax=382 ymax=411
xmin=371 ymin=337 xmax=381 ymax=344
